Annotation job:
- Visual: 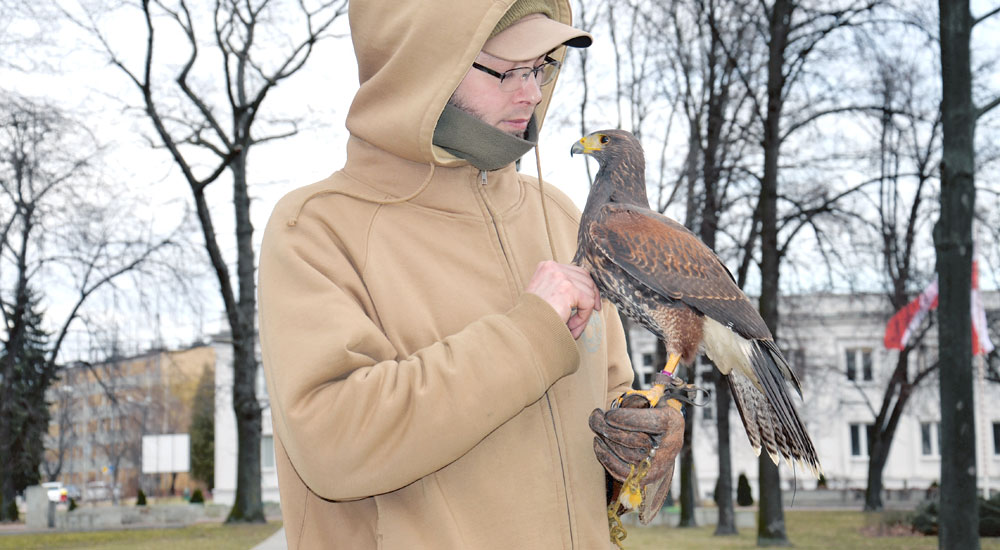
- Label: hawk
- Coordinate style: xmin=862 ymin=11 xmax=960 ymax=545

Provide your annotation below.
xmin=571 ymin=129 xmax=821 ymax=477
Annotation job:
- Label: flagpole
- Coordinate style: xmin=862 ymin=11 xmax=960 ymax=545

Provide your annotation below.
xmin=978 ymin=352 xmax=991 ymax=499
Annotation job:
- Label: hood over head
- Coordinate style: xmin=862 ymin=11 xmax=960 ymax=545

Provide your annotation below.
xmin=346 ymin=0 xmax=590 ymax=168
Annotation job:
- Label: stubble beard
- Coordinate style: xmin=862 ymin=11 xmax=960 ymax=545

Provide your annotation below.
xmin=448 ymin=96 xmax=527 ymax=139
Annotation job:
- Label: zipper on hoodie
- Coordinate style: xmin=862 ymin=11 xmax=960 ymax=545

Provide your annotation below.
xmin=476 ymin=168 xmax=577 ymax=549
xmin=477 ymin=170 xmax=510 ymax=266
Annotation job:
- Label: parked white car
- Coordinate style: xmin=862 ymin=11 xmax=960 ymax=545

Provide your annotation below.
xmin=84 ymin=481 xmax=120 ymax=501
xmin=41 ymin=482 xmax=67 ymax=503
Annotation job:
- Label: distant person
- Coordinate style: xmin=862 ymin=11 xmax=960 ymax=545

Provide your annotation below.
xmin=258 ymin=1 xmax=684 ymax=548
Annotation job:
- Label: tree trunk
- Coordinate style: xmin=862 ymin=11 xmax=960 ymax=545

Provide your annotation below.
xmin=757 ymin=0 xmax=792 ymax=545
xmin=225 ymin=149 xmax=265 ymax=523
xmin=757 ymin=457 xmax=789 ymax=546
xmin=678 ymin=360 xmax=698 ymax=527
xmin=864 ymin=436 xmax=888 ymax=512
xmin=714 ymin=380 xmax=738 ymax=535
xmin=699 ymin=27 xmax=737 ymax=532
xmin=673 ymin=80 xmax=706 ymax=526
xmin=864 ymin=351 xmax=919 ymax=512
xmin=936 ymin=1 xmax=979 ymax=548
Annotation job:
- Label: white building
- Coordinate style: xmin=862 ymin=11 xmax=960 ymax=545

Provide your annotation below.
xmin=625 ymin=291 xmax=1000 ymax=503
xmin=212 ymin=334 xmax=280 ymax=505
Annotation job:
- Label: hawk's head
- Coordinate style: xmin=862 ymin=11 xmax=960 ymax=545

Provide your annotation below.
xmin=570 ymin=129 xmax=640 ymax=166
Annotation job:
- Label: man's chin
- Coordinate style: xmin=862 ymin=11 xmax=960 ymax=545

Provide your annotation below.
xmin=500 ymin=123 xmax=530 ymax=139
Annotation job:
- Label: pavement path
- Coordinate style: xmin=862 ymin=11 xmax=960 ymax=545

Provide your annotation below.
xmin=251 ymin=526 xmax=287 ymax=550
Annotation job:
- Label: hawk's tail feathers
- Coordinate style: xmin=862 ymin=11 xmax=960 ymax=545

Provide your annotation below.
xmin=728 ymin=341 xmax=822 ymax=478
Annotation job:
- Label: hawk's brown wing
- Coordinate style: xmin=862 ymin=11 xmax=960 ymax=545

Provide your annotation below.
xmin=587 ymin=203 xmax=771 ymax=341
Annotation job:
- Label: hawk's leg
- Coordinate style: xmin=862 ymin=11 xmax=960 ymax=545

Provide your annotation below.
xmin=612 ymin=352 xmax=682 ymax=410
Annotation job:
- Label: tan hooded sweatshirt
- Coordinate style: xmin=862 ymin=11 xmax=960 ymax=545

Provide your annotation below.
xmin=258 ymin=1 xmax=634 ymax=548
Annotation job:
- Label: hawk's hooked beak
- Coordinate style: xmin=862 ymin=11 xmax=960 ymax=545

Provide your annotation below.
xmin=570 ymin=133 xmax=605 ymax=156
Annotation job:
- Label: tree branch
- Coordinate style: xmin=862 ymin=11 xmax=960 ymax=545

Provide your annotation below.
xmin=977 ymin=95 xmax=1000 ymax=120
xmin=972 ymin=4 xmax=1000 ymax=27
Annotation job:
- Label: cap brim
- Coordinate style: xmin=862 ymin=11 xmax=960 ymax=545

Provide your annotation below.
xmin=483 ymin=15 xmax=593 ymax=62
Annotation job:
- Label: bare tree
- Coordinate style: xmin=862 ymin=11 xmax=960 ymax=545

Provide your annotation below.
xmin=42 ymin=383 xmax=79 ymax=482
xmin=65 ymin=0 xmax=348 ymax=522
xmin=0 ymin=93 xmax=175 ymax=520
xmin=739 ymin=0 xmax=883 ymax=544
xmin=676 ymin=0 xmax=759 ymax=533
xmin=936 ymin=1 xmax=1000 ymax=547
xmin=841 ymin=30 xmax=946 ymax=511
xmin=83 ymin=358 xmax=145 ymax=505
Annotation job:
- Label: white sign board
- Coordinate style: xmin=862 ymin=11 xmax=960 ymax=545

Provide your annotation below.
xmin=141 ymin=434 xmax=190 ymax=474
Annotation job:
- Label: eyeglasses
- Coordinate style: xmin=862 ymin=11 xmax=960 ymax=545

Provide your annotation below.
xmin=471 ymin=56 xmax=561 ymax=92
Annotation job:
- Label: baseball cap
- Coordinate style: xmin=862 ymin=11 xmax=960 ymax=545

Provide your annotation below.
xmin=482 ymin=12 xmax=592 ymax=61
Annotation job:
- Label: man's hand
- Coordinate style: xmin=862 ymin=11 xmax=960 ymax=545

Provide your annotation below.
xmin=525 ymin=260 xmax=601 ymax=339
xmin=589 ymin=397 xmax=684 ymax=523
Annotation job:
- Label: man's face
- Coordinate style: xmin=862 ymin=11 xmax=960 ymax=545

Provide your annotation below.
xmin=449 ymin=52 xmax=547 ymax=138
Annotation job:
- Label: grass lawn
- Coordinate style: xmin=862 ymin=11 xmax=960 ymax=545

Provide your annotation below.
xmin=624 ymin=510 xmax=1000 ymax=549
xmin=2 ymin=511 xmax=998 ymax=549
xmin=0 ymin=521 xmax=282 ymax=550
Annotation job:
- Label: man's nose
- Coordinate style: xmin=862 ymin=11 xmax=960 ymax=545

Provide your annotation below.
xmin=516 ymin=75 xmax=543 ymax=105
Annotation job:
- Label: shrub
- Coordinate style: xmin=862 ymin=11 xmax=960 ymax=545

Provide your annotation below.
xmin=816 ymin=473 xmax=828 ymax=489
xmin=981 ymin=492 xmax=1000 ymax=537
xmin=909 ymin=498 xmax=939 ymax=535
xmin=68 ymin=497 xmax=78 ymax=511
xmin=909 ymin=494 xmax=1000 ymax=537
xmin=1 ymin=494 xmax=17 ymax=522
xmin=136 ymin=489 xmax=147 ymax=506
xmin=736 ymin=472 xmax=754 ymax=506
xmin=189 ymin=488 xmax=205 ymax=504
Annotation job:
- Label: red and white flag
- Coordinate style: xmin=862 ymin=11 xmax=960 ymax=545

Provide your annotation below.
xmin=884 ymin=278 xmax=939 ymax=350
xmin=884 ymin=261 xmax=994 ymax=355
xmin=971 ymin=261 xmax=995 ymax=356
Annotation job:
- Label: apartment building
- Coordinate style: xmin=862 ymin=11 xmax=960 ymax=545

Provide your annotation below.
xmin=44 ymin=345 xmax=215 ymax=500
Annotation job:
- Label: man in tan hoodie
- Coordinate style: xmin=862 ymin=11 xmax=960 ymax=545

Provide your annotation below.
xmin=258 ymin=1 xmax=683 ymax=548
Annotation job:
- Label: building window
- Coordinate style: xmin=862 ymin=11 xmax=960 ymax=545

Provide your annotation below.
xmin=256 ymin=368 xmax=268 ymax=399
xmin=846 ymin=348 xmax=873 ymax=381
xmin=994 ymin=422 xmax=1000 ymax=456
xmin=850 ymin=423 xmax=872 ymax=457
xmin=696 ymin=356 xmax=716 ymax=420
xmin=261 ymin=435 xmax=275 ymax=470
xmin=702 ymin=401 xmax=715 ymax=421
xmin=641 ymin=353 xmax=656 ymax=387
xmin=920 ymin=422 xmax=940 ymax=456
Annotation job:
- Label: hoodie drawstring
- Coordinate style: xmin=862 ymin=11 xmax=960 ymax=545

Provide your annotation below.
xmin=534 ymin=143 xmax=559 ymax=262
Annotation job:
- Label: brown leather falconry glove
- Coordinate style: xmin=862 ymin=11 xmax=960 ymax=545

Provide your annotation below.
xmin=589 ymin=393 xmax=685 ymax=524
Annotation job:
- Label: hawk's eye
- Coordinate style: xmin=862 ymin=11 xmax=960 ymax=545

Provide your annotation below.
xmin=600 ymin=135 xmax=610 ymax=144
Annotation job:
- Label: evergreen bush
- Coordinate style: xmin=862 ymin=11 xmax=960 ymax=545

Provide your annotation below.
xmin=909 ymin=494 xmax=1000 ymax=537
xmin=909 ymin=498 xmax=939 ymax=535
xmin=68 ymin=497 xmax=77 ymax=511
xmin=189 ymin=368 xmax=215 ymax=489
xmin=981 ymin=493 xmax=1000 ymax=537
xmin=190 ymin=488 xmax=205 ymax=504
xmin=736 ymin=472 xmax=754 ymax=506
xmin=3 ymin=497 xmax=16 ymax=522
xmin=136 ymin=489 xmax=147 ymax=506
xmin=816 ymin=473 xmax=828 ymax=489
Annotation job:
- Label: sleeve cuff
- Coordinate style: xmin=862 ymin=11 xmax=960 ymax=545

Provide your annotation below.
xmin=505 ymin=293 xmax=581 ymax=390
